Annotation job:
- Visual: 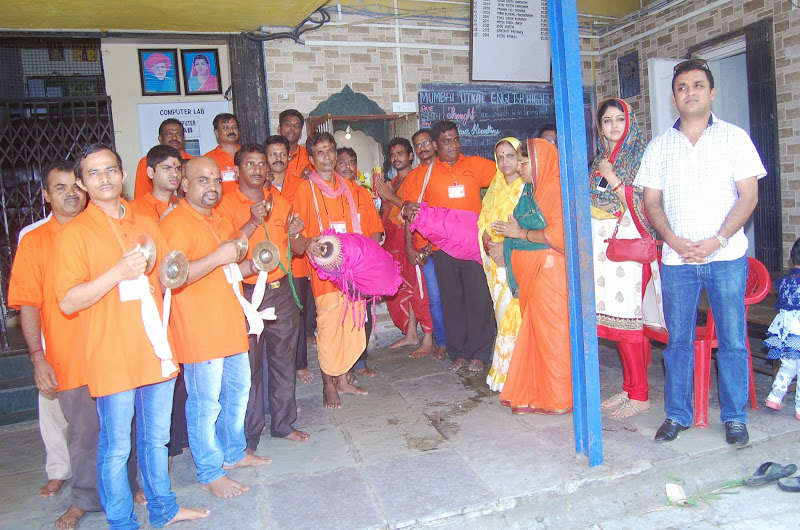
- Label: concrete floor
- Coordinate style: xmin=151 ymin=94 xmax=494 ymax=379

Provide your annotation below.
xmin=2 ymin=318 xmax=800 ymax=529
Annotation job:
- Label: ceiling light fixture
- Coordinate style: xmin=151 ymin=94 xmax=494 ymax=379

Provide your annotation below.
xmin=345 ymin=125 xmax=352 ymax=140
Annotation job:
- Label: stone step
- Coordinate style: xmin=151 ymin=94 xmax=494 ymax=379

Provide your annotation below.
xmin=0 ymin=353 xmax=33 ymax=380
xmin=0 ymin=383 xmax=38 ymax=417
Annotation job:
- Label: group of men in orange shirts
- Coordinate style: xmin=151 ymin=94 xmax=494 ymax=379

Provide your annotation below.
xmin=9 ymin=110 xmax=497 ymax=529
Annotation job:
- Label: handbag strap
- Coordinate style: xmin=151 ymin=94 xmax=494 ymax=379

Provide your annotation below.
xmin=625 ymin=185 xmax=650 ymax=238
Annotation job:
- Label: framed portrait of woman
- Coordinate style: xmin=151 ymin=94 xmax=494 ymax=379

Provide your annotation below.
xmin=181 ymin=49 xmax=222 ymax=95
xmin=138 ymin=49 xmax=180 ymax=96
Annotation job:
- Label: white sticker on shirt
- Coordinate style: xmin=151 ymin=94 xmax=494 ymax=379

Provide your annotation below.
xmin=119 ymin=276 xmax=149 ymax=302
xmin=223 ymin=263 xmax=243 ymax=284
xmin=448 ymin=185 xmax=465 ymax=199
xmin=331 ymin=222 xmax=347 ymax=234
xmin=222 ymin=170 xmax=237 ymax=182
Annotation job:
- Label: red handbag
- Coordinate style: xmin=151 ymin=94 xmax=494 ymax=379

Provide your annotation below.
xmin=604 ymin=187 xmax=658 ymax=264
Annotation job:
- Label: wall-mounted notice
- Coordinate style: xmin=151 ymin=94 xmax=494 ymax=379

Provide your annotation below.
xmin=418 ymin=82 xmax=597 ymax=162
xmin=471 ymin=0 xmax=550 ymax=83
xmin=137 ymin=100 xmax=232 ymax=157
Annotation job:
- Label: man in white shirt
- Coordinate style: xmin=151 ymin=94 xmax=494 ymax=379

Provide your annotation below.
xmin=636 ymin=59 xmax=766 ymax=446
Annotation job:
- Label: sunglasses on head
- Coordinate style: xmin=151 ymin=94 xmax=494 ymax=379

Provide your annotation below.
xmin=673 ymin=58 xmax=709 ymax=74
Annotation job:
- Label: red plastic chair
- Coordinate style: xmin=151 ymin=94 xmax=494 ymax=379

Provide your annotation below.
xmin=643 ymin=257 xmax=770 ymax=428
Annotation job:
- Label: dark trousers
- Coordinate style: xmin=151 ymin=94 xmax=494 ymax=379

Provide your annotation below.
xmin=433 ymin=250 xmax=496 ymax=363
xmin=304 ymin=279 xmax=317 ymax=339
xmin=166 ymin=370 xmax=188 ymax=457
xmin=58 ymin=385 xmax=139 ymax=512
xmin=293 ymin=276 xmax=310 ymax=370
xmin=243 ymin=278 xmax=301 ymax=450
xmin=353 ymin=301 xmax=373 ymax=370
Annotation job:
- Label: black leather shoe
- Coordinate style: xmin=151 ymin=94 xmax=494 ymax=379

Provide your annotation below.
xmin=654 ymin=418 xmax=689 ymax=442
xmin=725 ymin=421 xmax=749 ymax=445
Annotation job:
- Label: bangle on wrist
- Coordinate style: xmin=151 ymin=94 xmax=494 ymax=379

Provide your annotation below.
xmin=290 ymin=231 xmax=300 ymax=240
xmin=611 ymin=181 xmax=624 ymax=193
xmin=29 ymin=348 xmax=44 ymax=357
xmin=249 ymin=218 xmax=261 ymax=228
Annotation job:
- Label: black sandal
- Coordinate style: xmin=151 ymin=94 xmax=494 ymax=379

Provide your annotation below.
xmin=743 ymin=462 xmax=797 ymax=487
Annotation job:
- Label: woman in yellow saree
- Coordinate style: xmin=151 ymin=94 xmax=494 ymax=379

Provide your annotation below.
xmin=492 ymin=138 xmax=572 ymax=414
xmin=477 ymin=137 xmax=524 ymax=391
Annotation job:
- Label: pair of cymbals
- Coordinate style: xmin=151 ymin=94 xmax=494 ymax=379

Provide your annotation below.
xmin=225 ymin=230 xmax=249 ymax=262
xmin=135 ymin=234 xmax=157 ymax=274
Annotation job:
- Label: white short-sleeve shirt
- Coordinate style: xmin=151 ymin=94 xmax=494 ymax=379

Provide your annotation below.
xmin=634 ymin=114 xmax=766 ymax=266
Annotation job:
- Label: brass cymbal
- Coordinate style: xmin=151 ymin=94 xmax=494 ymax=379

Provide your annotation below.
xmin=263 ymin=193 xmax=274 ymax=221
xmin=252 ymin=241 xmax=281 ymax=272
xmin=285 ymin=204 xmax=294 ymax=233
xmin=135 ymin=234 xmax=157 ymax=274
xmin=225 ymin=230 xmax=249 ymax=262
xmin=159 ymin=250 xmax=189 ymax=289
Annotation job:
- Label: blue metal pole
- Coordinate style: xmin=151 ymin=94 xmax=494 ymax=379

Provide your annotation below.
xmin=547 ymin=0 xmax=603 ymax=467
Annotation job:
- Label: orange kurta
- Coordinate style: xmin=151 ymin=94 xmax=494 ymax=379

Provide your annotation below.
xmin=159 ymin=200 xmax=249 ymax=364
xmin=292 ymin=175 xmax=366 ymax=376
xmin=499 ymin=139 xmax=572 ymax=414
xmin=204 ymin=145 xmax=241 ymax=195
xmin=352 ymin=183 xmax=384 ymax=238
xmin=285 ymin=145 xmax=311 ymax=182
xmin=215 ymin=187 xmax=291 ymax=285
xmin=8 ymin=217 xmax=86 ymax=391
xmin=275 ymin=171 xmax=310 ymax=279
xmin=54 ymin=201 xmax=175 ymax=397
xmin=129 ymin=192 xmax=175 ymax=224
xmin=133 ymin=150 xmax=192 ymax=199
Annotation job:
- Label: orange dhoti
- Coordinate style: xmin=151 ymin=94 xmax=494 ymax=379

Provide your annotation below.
xmin=315 ymin=291 xmax=366 ymax=377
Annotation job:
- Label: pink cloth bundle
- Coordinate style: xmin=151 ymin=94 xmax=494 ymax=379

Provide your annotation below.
xmin=408 ymin=203 xmax=481 ymax=263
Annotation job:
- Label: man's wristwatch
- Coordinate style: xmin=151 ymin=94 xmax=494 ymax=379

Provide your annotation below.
xmin=715 ymin=233 xmax=729 ymax=248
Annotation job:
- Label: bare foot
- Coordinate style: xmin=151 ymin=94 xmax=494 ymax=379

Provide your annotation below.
xmin=345 ymin=372 xmax=357 ymax=385
xmin=448 ymin=358 xmax=467 ymax=371
xmin=601 ymin=392 xmax=628 ymax=409
xmin=468 ymin=359 xmax=485 ymax=372
xmin=284 ymin=429 xmax=311 ymax=442
xmin=164 ymin=506 xmax=211 ymax=525
xmin=223 ymin=453 xmax=273 ymax=469
xmin=389 ymin=335 xmax=419 ymax=349
xmin=355 ymin=367 xmax=376 ymax=378
xmin=306 ymin=336 xmax=317 ymax=346
xmin=55 ymin=506 xmax=85 ymax=530
xmin=336 ymin=376 xmax=368 ymax=396
xmin=39 ymin=479 xmax=65 ymax=497
xmin=431 ymin=346 xmax=447 ymax=360
xmin=296 ymin=369 xmax=314 ymax=383
xmin=610 ymin=399 xmax=651 ymax=419
xmin=201 ymin=476 xmax=249 ymax=498
xmin=409 ymin=336 xmax=435 ymax=358
xmin=323 ymin=381 xmax=341 ymax=409
xmin=134 ymin=488 xmax=147 ymax=506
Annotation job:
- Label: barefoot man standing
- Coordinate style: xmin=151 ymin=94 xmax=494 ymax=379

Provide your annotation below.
xmin=159 ymin=156 xmax=271 ymax=499
xmin=293 ymin=133 xmax=369 ymax=409
xmin=54 ymin=144 xmax=209 ymax=528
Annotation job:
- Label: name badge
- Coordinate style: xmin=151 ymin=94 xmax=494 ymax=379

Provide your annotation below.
xmin=223 ymin=263 xmax=243 ymax=285
xmin=448 ymin=185 xmax=466 ymax=199
xmin=222 ymin=170 xmax=237 ymax=182
xmin=119 ymin=276 xmax=149 ymax=302
xmin=331 ymin=221 xmax=347 ymax=234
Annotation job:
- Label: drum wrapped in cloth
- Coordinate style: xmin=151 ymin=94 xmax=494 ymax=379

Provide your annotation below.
xmin=408 ymin=202 xmax=481 ymax=263
xmin=309 ymin=229 xmax=402 ymax=327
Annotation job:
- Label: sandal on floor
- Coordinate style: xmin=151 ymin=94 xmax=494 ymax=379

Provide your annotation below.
xmin=778 ymin=476 xmax=800 ymax=492
xmin=744 ymin=462 xmax=797 ymax=487
xmin=611 ymin=401 xmax=649 ymax=418
xmin=601 ymin=393 xmax=628 ymax=409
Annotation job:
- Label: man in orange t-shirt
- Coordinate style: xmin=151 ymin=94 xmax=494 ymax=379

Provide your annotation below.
xmin=204 ymin=113 xmax=241 ymax=195
xmin=130 ymin=144 xmax=181 ymax=223
xmin=265 ymin=134 xmax=315 ymax=383
xmin=160 ymin=156 xmax=271 ymax=499
xmin=8 ymin=162 xmax=97 ymax=527
xmin=293 ymin=133 xmax=372 ymax=409
xmin=54 ymin=145 xmax=208 ymax=527
xmin=279 ymin=109 xmax=312 ymax=186
xmin=401 ymin=121 xmax=497 ymax=373
xmin=133 ymin=119 xmax=193 ymax=198
xmin=335 ymin=147 xmax=384 ymax=379
xmin=216 ymin=144 xmax=310 ymax=451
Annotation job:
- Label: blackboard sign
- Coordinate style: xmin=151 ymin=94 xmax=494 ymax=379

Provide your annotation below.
xmin=418 ymin=82 xmax=597 ymax=162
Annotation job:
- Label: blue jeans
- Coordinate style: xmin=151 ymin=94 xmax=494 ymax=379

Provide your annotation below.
xmin=96 ymin=379 xmax=178 ymax=529
xmin=421 ymin=257 xmax=446 ymax=347
xmin=184 ymin=352 xmax=250 ymax=484
xmin=661 ymin=256 xmax=749 ymax=426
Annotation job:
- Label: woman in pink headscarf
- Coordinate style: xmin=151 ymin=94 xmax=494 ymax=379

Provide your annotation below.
xmin=187 ymin=54 xmax=218 ymax=92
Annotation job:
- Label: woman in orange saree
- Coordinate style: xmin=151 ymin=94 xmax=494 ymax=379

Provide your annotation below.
xmin=491 ymin=138 xmax=573 ymax=414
